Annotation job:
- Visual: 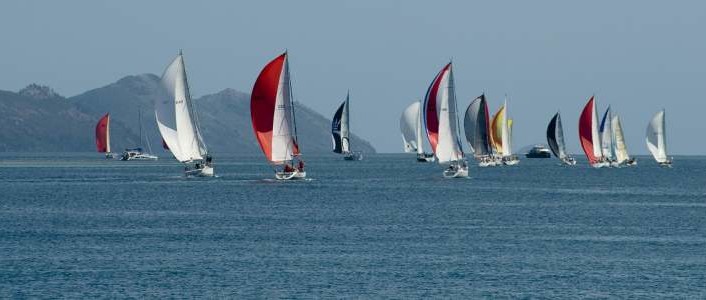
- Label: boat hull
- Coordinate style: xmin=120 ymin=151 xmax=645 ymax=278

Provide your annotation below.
xmin=275 ymin=170 xmax=307 ymax=180
xmin=416 ymin=153 xmax=436 ymax=162
xmin=443 ymin=166 xmax=469 ymax=178
xmin=185 ymin=165 xmax=214 ymax=177
xmin=343 ymin=151 xmax=363 ymax=161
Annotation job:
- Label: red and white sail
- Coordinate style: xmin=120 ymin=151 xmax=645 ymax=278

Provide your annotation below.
xmin=578 ymin=96 xmax=603 ymax=164
xmin=251 ymin=53 xmax=301 ymax=164
xmin=95 ymin=113 xmax=110 ymax=153
xmin=423 ymin=63 xmax=463 ymax=164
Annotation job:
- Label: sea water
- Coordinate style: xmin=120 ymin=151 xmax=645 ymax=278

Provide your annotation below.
xmin=0 ymin=153 xmax=704 ymax=298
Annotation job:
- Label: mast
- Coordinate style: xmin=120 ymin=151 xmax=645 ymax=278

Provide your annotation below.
xmin=416 ymin=100 xmax=424 ymax=155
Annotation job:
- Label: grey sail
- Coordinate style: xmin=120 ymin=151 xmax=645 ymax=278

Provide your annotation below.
xmin=463 ymin=94 xmax=492 ymax=157
xmin=331 ymin=98 xmax=347 ymax=153
xmin=547 ymin=112 xmax=567 ymax=159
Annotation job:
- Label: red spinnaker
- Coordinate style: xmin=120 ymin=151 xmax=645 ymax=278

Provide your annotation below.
xmin=251 ymin=53 xmax=286 ymax=161
xmin=95 ymin=113 xmax=109 ymax=153
xmin=579 ymin=96 xmax=596 ymax=164
xmin=423 ymin=63 xmax=451 ymax=153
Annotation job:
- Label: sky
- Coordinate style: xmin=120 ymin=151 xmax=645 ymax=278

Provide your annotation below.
xmin=1 ymin=1 xmax=705 ymax=154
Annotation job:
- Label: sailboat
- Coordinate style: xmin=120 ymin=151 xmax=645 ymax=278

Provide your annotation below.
xmin=121 ymin=109 xmax=158 ymax=161
xmin=463 ymin=94 xmax=498 ymax=167
xmin=400 ymin=101 xmax=435 ymax=162
xmin=331 ymin=92 xmax=363 ymax=161
xmin=155 ymin=51 xmax=213 ymax=176
xmin=95 ymin=113 xmax=115 ymax=159
xmin=611 ymin=113 xmax=636 ymax=166
xmin=546 ymin=112 xmax=576 ymax=165
xmin=490 ymin=98 xmax=519 ymax=165
xmin=423 ymin=62 xmax=468 ymax=178
xmin=599 ymin=106 xmax=618 ymax=166
xmin=578 ymin=96 xmax=609 ymax=168
xmin=646 ymin=109 xmax=672 ymax=167
xmin=251 ymin=52 xmax=306 ymax=180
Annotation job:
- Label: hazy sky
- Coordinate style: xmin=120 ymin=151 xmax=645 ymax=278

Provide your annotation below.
xmin=1 ymin=1 xmax=704 ymax=154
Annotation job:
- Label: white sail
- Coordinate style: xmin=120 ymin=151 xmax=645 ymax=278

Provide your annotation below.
xmin=435 ymin=68 xmax=463 ymax=164
xmin=156 ymin=55 xmax=188 ymax=162
xmin=501 ymin=99 xmax=512 ymax=156
xmin=612 ymin=114 xmax=629 ymax=164
xmin=157 ymin=53 xmax=207 ymax=163
xmin=600 ymin=107 xmax=614 ymax=160
xmin=400 ymin=101 xmax=421 ymax=153
xmin=646 ymin=110 xmax=668 ymax=163
xmin=591 ymin=98 xmax=603 ymax=159
xmin=271 ymin=55 xmax=295 ymax=163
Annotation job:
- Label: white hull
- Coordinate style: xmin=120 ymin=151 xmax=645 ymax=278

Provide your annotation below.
xmin=343 ymin=151 xmax=363 ymax=161
xmin=416 ymin=153 xmax=436 ymax=162
xmin=591 ymin=161 xmax=610 ymax=168
xmin=185 ymin=165 xmax=214 ymax=177
xmin=275 ymin=170 xmax=307 ymax=180
xmin=476 ymin=156 xmax=501 ymax=167
xmin=443 ymin=165 xmax=469 ymax=178
xmin=561 ymin=157 xmax=577 ymax=166
xmin=502 ymin=155 xmax=520 ymax=166
xmin=658 ymin=160 xmax=673 ymax=168
xmin=122 ymin=153 xmax=158 ymax=161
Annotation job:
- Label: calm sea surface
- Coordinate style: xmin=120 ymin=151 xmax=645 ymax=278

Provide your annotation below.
xmin=0 ymin=153 xmax=705 ymax=298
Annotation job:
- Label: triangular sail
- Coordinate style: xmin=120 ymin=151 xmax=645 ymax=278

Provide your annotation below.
xmin=400 ymin=101 xmax=421 ymax=153
xmin=251 ymin=53 xmax=301 ymax=164
xmin=579 ymin=96 xmax=602 ymax=164
xmin=502 ymin=99 xmax=512 ymax=156
xmin=95 ymin=113 xmax=110 ymax=153
xmin=612 ymin=114 xmax=629 ymax=164
xmin=423 ymin=63 xmax=464 ymax=164
xmin=646 ymin=110 xmax=668 ymax=163
xmin=547 ymin=112 xmax=568 ymax=159
xmin=331 ymin=95 xmax=350 ymax=154
xmin=600 ymin=106 xmax=614 ymax=160
xmin=463 ymin=95 xmax=492 ymax=156
xmin=156 ymin=53 xmax=205 ymax=163
xmin=490 ymin=105 xmax=505 ymax=155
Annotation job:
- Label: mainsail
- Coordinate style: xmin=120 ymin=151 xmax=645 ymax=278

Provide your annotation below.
xmin=251 ymin=52 xmax=301 ymax=164
xmin=423 ymin=63 xmax=464 ymax=164
xmin=600 ymin=106 xmax=614 ymax=160
xmin=400 ymin=101 xmax=422 ymax=154
xmin=463 ymin=94 xmax=492 ymax=157
xmin=547 ymin=112 xmax=568 ymax=159
xmin=156 ymin=52 xmax=207 ymax=163
xmin=646 ymin=109 xmax=668 ymax=163
xmin=332 ymin=93 xmax=350 ymax=154
xmin=612 ymin=114 xmax=630 ymax=164
xmin=95 ymin=113 xmax=110 ymax=153
xmin=578 ymin=96 xmax=603 ymax=164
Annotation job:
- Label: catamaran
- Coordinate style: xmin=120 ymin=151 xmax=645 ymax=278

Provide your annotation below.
xmin=546 ymin=112 xmax=576 ymax=165
xmin=95 ymin=113 xmax=114 ymax=159
xmin=463 ymin=94 xmax=498 ymax=167
xmin=578 ymin=96 xmax=609 ymax=168
xmin=332 ymin=92 xmax=363 ymax=161
xmin=490 ymin=98 xmax=519 ymax=165
xmin=400 ymin=101 xmax=435 ymax=162
xmin=611 ymin=113 xmax=636 ymax=166
xmin=423 ymin=62 xmax=468 ymax=178
xmin=646 ymin=109 xmax=672 ymax=167
xmin=121 ymin=109 xmax=158 ymax=161
xmin=251 ymin=52 xmax=306 ymax=180
xmin=155 ymin=51 xmax=213 ymax=176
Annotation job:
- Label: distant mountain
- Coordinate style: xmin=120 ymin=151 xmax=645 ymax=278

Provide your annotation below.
xmin=0 ymin=75 xmax=376 ymax=155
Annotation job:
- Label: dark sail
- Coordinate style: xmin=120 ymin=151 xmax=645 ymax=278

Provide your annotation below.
xmin=547 ymin=113 xmax=561 ymax=158
xmin=331 ymin=101 xmax=345 ymax=153
xmin=463 ymin=94 xmax=492 ymax=156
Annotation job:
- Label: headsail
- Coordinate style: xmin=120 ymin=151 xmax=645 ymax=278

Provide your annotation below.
xmin=646 ymin=109 xmax=668 ymax=163
xmin=578 ymin=96 xmax=602 ymax=164
xmin=600 ymin=106 xmax=614 ymax=160
xmin=95 ymin=113 xmax=110 ymax=153
xmin=547 ymin=112 xmax=568 ymax=159
xmin=400 ymin=101 xmax=422 ymax=153
xmin=332 ymin=93 xmax=350 ymax=154
xmin=156 ymin=53 xmax=206 ymax=163
xmin=463 ymin=94 xmax=492 ymax=157
xmin=423 ymin=63 xmax=464 ymax=163
xmin=490 ymin=105 xmax=506 ymax=155
xmin=612 ymin=114 xmax=630 ymax=164
xmin=251 ymin=53 xmax=301 ymax=164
